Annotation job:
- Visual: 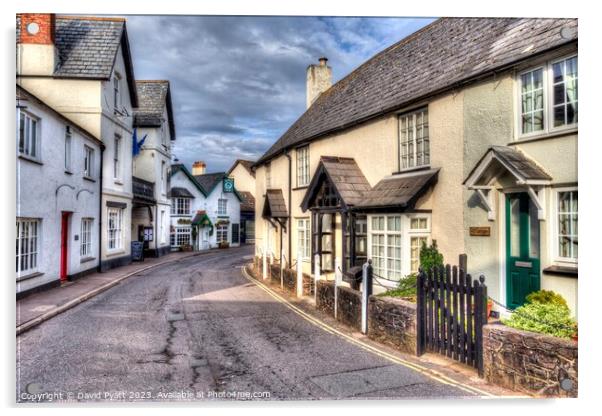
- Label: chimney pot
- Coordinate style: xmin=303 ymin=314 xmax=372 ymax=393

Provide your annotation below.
xmin=192 ymin=161 xmax=206 ymax=176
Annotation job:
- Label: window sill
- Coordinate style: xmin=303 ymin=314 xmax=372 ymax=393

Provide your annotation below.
xmin=293 ymin=186 xmax=309 ymax=191
xmin=18 ymin=154 xmax=43 ymax=166
xmin=80 ymin=256 xmax=96 ymax=264
xmin=16 ymin=271 xmax=44 ymax=282
xmin=510 ymin=127 xmax=578 ymax=145
xmin=543 ymin=265 xmax=578 ymax=278
xmin=83 ymin=176 xmax=96 ymax=183
xmin=114 ymin=179 xmax=124 ymax=185
xmin=65 ymin=170 xmax=73 ymax=175
xmin=392 ymin=165 xmax=431 ymax=176
xmin=106 ymin=249 xmax=125 ymax=257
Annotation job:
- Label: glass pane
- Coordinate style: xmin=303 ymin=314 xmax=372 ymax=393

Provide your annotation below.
xmin=522 ymin=114 xmax=532 ymax=134
xmin=529 ymin=200 xmax=539 ymax=258
xmin=554 ymin=106 xmax=565 ymax=127
xmin=533 ymin=68 xmax=543 ymax=89
xmin=510 ymin=197 xmax=520 ymax=257
xmin=554 ymin=83 xmax=565 ymax=105
xmin=533 ymin=110 xmax=544 ymax=131
xmin=521 ymin=73 xmax=531 ymax=93
xmin=553 ymin=61 xmax=564 ymax=83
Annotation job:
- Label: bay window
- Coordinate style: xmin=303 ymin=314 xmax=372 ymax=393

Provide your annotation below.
xmin=172 ymin=226 xmax=191 ymax=247
xmin=16 ymin=218 xmax=40 ymax=276
xmin=399 ymin=108 xmax=429 ymax=170
xmin=518 ymin=55 xmax=577 ymax=137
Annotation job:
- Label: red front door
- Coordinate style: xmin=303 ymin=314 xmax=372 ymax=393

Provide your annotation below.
xmin=60 ymin=212 xmax=71 ymax=282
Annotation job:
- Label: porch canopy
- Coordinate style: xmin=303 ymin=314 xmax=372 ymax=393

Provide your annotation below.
xmin=464 ymin=146 xmax=552 ymax=220
xmin=262 ymin=189 xmax=289 ymax=229
xmin=192 ymin=210 xmax=213 ymax=233
xmin=300 ymin=156 xmax=439 ymax=274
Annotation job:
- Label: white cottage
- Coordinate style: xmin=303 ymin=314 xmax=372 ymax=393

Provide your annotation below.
xmin=17 ymin=86 xmax=103 ymax=297
xmin=169 ymin=162 xmax=242 ymax=250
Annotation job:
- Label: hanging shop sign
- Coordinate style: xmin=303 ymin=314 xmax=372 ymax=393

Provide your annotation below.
xmin=223 ymin=177 xmax=234 ymax=193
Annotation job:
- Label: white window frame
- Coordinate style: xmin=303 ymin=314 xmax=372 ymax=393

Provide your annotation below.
xmin=265 ymin=162 xmax=271 ymax=188
xmin=398 ymin=108 xmax=430 ymax=171
xmin=113 ymin=135 xmax=121 ymax=181
xmin=173 ymin=226 xmax=191 ymax=247
xmin=64 ymin=126 xmax=72 ymax=172
xmin=84 ymin=145 xmax=94 ymax=179
xmin=80 ymin=218 xmax=93 ymax=257
xmin=107 ymin=208 xmax=123 ymax=251
xmin=18 ymin=111 xmax=40 ymax=160
xmin=160 ymin=211 xmax=166 ymax=244
xmin=172 ymin=198 xmax=191 ymax=216
xmin=516 ymin=54 xmax=578 ymax=140
xmin=408 ymin=215 xmax=431 ymax=274
xmin=113 ymin=73 xmax=121 ymax=113
xmin=161 ymin=161 xmax=166 ymax=195
xmin=368 ymin=215 xmax=403 ymax=281
xmin=218 ymin=198 xmax=228 ymax=215
xmin=296 ymin=146 xmax=310 ymax=187
xmin=216 ymin=223 xmax=228 ymax=243
xmin=297 ymin=218 xmax=311 ymax=260
xmin=553 ymin=187 xmax=578 ymax=264
xmin=16 ymin=218 xmax=41 ymax=277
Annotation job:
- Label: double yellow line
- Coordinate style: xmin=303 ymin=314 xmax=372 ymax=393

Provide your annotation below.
xmin=242 ymin=266 xmax=497 ymax=398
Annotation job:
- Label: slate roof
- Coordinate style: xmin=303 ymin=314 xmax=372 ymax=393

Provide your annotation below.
xmin=16 ymin=15 xmax=138 ymax=106
xmin=134 ymin=80 xmax=176 ymax=140
xmin=301 ymin=156 xmax=371 ymax=210
xmin=357 ymin=169 xmax=439 ymax=209
xmin=263 ymin=189 xmax=289 ymax=218
xmin=239 ymin=191 xmax=256 ymax=212
xmin=228 ymin=159 xmax=256 ymax=177
xmin=464 ymin=146 xmax=552 ymax=185
xmin=194 ymin=172 xmax=227 ymax=195
xmin=256 ymin=17 xmax=577 ymax=166
xmin=168 ymin=187 xmax=194 ymax=198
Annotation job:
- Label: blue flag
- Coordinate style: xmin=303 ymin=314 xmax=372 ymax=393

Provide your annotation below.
xmin=132 ymin=128 xmax=148 ymax=157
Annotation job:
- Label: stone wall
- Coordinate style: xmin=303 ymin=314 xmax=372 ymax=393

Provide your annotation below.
xmin=368 ymin=296 xmax=417 ymax=355
xmin=337 ymin=286 xmax=362 ymax=331
xmin=483 ymin=323 xmax=578 ymax=397
xmin=316 ymin=280 xmax=335 ymax=316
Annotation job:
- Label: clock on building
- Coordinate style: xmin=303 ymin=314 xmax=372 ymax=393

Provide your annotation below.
xmin=223 ymin=177 xmax=234 ymax=193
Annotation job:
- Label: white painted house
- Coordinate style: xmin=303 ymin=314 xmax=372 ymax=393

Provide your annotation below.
xmin=131 ymin=80 xmax=176 ymax=257
xmin=16 ymin=86 xmax=103 ymax=297
xmin=17 ymin=14 xmax=138 ymax=271
xmin=169 ymin=162 xmax=242 ymax=250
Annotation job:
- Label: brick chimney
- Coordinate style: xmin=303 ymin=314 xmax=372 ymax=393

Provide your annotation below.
xmin=192 ymin=161 xmax=206 ymax=176
xmin=17 ymin=14 xmax=58 ymax=76
xmin=306 ymin=57 xmax=332 ymax=109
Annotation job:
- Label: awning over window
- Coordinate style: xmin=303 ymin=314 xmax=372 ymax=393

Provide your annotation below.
xmin=262 ymin=189 xmax=288 ymax=229
xmin=301 ymin=156 xmax=371 ymax=211
xmin=356 ymin=168 xmax=439 ymax=211
xmin=464 ymin=146 xmax=552 ymax=220
xmin=168 ymin=187 xmax=195 ymax=198
xmin=192 ymin=210 xmax=213 ymax=236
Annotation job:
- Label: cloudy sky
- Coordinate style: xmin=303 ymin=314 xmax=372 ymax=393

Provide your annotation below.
xmin=125 ymin=15 xmax=435 ymax=173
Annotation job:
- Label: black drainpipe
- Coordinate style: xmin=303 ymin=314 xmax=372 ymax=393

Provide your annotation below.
xmin=285 ymin=151 xmax=292 ymax=267
xmin=97 ymin=145 xmax=105 ymax=272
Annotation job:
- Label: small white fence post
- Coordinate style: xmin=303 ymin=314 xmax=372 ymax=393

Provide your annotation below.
xmin=314 ymin=254 xmax=321 ymax=303
xmin=296 ymin=251 xmax=303 ymax=298
xmin=280 ymin=253 xmax=284 ymax=289
xmin=334 ymin=257 xmax=341 ymax=319
xmin=262 ymin=247 xmax=267 ymax=280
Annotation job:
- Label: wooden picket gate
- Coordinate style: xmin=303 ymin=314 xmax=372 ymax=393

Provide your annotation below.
xmin=416 ymin=263 xmax=488 ymax=376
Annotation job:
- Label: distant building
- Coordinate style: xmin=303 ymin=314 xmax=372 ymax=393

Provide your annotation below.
xmin=227 ymin=159 xmax=256 ymax=244
xmin=132 ymin=80 xmax=176 ymax=257
xmin=169 ymin=162 xmax=242 ymax=250
xmin=16 ymin=86 xmax=103 ymax=297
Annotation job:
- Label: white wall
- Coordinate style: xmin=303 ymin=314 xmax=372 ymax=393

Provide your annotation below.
xmin=17 ymin=97 xmax=102 ymax=294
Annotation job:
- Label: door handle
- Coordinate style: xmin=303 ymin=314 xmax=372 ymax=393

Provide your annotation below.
xmin=515 ymin=261 xmax=532 ymax=268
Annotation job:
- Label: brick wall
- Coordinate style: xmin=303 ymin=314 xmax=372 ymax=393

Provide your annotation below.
xmin=368 ymin=296 xmax=417 ymax=354
xmin=337 ymin=285 xmax=362 ymax=331
xmin=483 ymin=323 xmax=578 ymax=397
xmin=19 ymin=14 xmax=55 ymax=44
xmin=316 ymin=280 xmax=335 ymax=315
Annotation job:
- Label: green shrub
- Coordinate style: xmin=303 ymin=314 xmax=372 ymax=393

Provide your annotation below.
xmin=420 ymin=241 xmax=444 ymax=273
xmin=525 ymin=290 xmax=568 ymax=308
xmin=502 ymin=302 xmax=576 ymax=339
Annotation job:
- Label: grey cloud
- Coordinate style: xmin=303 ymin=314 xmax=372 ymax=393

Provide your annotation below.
xmin=125 ymin=15 xmax=435 ymax=172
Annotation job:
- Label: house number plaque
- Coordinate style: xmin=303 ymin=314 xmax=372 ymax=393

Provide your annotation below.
xmin=469 ymin=226 xmax=491 ymax=237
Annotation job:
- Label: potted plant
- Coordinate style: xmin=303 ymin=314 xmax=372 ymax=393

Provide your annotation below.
xmin=218 ymin=241 xmax=230 ymax=249
xmin=181 ymin=244 xmax=193 ymax=252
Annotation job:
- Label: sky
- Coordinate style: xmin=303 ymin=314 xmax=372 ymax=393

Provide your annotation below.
xmin=125 ymin=15 xmax=436 ymax=173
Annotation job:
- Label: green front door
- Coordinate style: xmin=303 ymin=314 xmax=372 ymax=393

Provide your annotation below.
xmin=506 ymin=193 xmax=541 ymax=309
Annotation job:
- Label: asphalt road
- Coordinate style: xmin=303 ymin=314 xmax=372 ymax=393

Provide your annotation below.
xmin=17 ymin=245 xmax=476 ymax=402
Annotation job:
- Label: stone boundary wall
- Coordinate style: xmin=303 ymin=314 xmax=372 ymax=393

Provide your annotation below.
xmin=337 ymin=285 xmax=362 ymax=331
xmin=368 ymin=296 xmax=417 ymax=355
xmin=316 ymin=280 xmax=335 ymax=316
xmin=483 ymin=323 xmax=578 ymax=397
xmin=251 ymin=257 xmax=312 ymax=296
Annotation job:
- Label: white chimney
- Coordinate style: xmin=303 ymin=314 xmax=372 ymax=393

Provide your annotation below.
xmin=17 ymin=14 xmax=58 ymax=76
xmin=192 ymin=161 xmax=206 ymax=176
xmin=306 ymin=57 xmax=332 ymax=109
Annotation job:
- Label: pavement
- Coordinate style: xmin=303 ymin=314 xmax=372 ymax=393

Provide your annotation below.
xmin=16 ymin=245 xmax=518 ymax=402
xmin=16 ymin=249 xmax=212 ymax=333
